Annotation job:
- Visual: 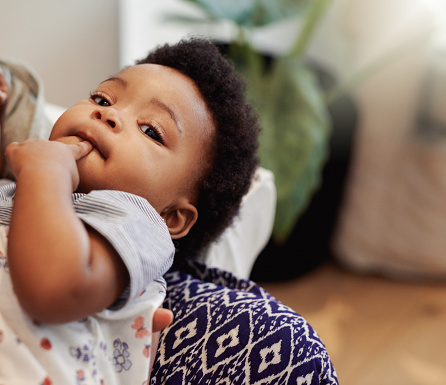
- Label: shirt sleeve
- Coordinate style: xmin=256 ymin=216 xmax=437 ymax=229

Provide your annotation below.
xmin=72 ymin=190 xmax=175 ymax=309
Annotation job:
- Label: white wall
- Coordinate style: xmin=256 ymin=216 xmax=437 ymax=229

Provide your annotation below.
xmin=119 ymin=0 xmax=202 ymax=68
xmin=118 ymin=0 xmax=300 ymax=68
xmin=0 ymin=0 xmax=120 ymax=108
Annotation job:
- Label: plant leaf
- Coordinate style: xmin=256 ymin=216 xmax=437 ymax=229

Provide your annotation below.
xmin=177 ymin=0 xmax=307 ymax=27
xmin=238 ymin=53 xmax=331 ymax=241
xmin=179 ymin=0 xmax=256 ymax=24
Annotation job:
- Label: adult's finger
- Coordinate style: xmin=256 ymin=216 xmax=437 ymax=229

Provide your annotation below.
xmin=152 ymin=308 xmax=174 ymax=333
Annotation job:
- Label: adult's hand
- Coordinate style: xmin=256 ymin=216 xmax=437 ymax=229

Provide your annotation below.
xmin=149 ymin=307 xmax=174 ymax=379
xmin=152 ymin=307 xmax=173 ymax=332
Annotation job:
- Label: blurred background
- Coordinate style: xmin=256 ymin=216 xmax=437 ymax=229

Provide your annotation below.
xmin=0 ymin=0 xmax=119 ymax=108
xmin=2 ymin=1 xmax=446 ymax=384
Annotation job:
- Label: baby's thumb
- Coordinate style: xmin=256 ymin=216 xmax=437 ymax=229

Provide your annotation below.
xmin=69 ymin=140 xmax=93 ymax=160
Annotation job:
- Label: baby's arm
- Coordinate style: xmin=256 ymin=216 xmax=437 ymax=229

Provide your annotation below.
xmin=5 ymin=138 xmax=129 ymax=323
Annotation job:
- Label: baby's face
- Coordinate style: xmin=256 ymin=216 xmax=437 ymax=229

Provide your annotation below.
xmin=50 ymin=64 xmax=214 ymax=216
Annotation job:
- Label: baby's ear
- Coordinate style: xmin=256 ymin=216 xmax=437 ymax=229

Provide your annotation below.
xmin=161 ymin=200 xmax=198 ymax=239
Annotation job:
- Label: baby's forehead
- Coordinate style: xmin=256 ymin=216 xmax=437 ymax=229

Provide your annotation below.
xmin=114 ymin=63 xmax=191 ymax=85
xmin=113 ymin=65 xmax=208 ymax=108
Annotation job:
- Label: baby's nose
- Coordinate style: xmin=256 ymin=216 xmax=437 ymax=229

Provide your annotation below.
xmin=93 ymin=109 xmax=122 ymax=132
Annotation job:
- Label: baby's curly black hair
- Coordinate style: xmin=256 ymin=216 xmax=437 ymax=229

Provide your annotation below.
xmin=137 ymin=38 xmax=260 ymax=262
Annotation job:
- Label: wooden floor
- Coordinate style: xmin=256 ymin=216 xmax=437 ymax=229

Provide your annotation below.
xmin=260 ymin=262 xmax=446 ymax=385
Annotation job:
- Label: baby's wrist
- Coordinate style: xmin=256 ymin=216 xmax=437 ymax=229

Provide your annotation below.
xmin=15 ymin=164 xmax=76 ymax=193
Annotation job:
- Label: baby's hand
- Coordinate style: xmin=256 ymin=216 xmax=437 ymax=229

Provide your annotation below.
xmin=5 ymin=138 xmax=92 ymax=191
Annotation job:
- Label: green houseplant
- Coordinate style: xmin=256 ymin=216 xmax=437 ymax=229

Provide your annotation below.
xmin=168 ymin=0 xmax=332 ymax=243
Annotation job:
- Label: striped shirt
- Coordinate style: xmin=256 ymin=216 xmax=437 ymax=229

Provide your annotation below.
xmin=0 ymin=182 xmax=175 ymax=308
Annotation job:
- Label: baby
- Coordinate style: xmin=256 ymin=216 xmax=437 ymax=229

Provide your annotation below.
xmin=0 ymin=38 xmax=259 ymax=384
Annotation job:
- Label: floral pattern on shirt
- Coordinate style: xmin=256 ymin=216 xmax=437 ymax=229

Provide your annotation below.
xmin=113 ymin=338 xmax=132 ymax=372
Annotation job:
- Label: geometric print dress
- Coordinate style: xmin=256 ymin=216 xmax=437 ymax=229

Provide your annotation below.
xmin=151 ymin=261 xmax=338 ymax=384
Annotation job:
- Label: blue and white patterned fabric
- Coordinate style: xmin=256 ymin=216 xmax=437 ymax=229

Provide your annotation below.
xmin=151 ymin=261 xmax=338 ymax=384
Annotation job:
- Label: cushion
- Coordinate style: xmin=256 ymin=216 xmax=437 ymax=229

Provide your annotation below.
xmin=151 ymin=261 xmax=339 ymax=384
xmin=331 ymin=8 xmax=446 ymax=280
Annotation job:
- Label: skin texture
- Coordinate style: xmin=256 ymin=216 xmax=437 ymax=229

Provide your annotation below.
xmin=5 ymin=63 xmax=215 ymax=324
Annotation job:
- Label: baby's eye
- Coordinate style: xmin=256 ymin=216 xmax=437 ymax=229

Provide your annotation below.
xmin=90 ymin=93 xmax=111 ymax=107
xmin=141 ymin=124 xmax=163 ymax=143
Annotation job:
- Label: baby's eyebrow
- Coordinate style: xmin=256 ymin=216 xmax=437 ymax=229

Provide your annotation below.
xmin=100 ymin=76 xmax=127 ymax=87
xmin=151 ymin=98 xmax=183 ymax=133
